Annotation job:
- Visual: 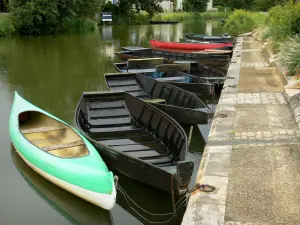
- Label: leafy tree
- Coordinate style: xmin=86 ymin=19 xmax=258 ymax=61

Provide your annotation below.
xmin=0 ymin=0 xmax=9 ymax=12
xmin=10 ymin=0 xmax=101 ymax=35
xmin=183 ymin=0 xmax=208 ymax=12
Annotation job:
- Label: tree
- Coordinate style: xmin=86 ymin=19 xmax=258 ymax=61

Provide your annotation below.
xmin=183 ymin=0 xmax=208 ymax=12
xmin=10 ymin=0 xmax=101 ymax=35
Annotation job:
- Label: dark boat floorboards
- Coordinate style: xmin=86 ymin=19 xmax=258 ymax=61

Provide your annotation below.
xmin=88 ymin=108 xmax=129 ymax=118
xmin=90 ymin=125 xmax=142 ymax=134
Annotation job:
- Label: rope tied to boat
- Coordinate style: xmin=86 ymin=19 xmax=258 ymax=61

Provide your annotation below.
xmin=188 ymin=183 xmax=216 ymax=194
xmin=211 ymin=113 xmax=228 ymax=120
xmin=223 ymin=84 xmax=237 ymax=89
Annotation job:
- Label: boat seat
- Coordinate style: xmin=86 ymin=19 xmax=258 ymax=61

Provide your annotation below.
xmin=144 ymin=98 xmax=166 ymax=104
xmin=21 ymin=126 xmax=66 ymax=134
xmin=43 ymin=140 xmax=84 ymax=151
xmin=156 ymin=77 xmax=188 ymax=82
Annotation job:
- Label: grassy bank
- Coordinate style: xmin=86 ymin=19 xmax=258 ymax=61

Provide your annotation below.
xmin=107 ymin=11 xmax=230 ymax=25
xmin=151 ymin=11 xmax=229 ymax=22
xmin=223 ymin=10 xmax=266 ymax=37
xmin=260 ymin=2 xmax=300 ymax=77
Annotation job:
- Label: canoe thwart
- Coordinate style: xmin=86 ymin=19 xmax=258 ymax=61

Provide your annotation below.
xmin=144 ymin=98 xmax=166 ymax=104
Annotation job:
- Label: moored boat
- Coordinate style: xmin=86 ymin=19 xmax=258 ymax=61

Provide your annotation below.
xmin=179 ymin=37 xmax=231 ymax=44
xmin=113 ymin=58 xmax=215 ymax=98
xmin=185 ymin=33 xmax=232 ymax=42
xmin=115 ymin=48 xmax=230 ymax=68
xmin=113 ymin=58 xmax=226 ymax=92
xmin=104 ymin=73 xmax=213 ymax=125
xmin=74 ymin=91 xmax=194 ymax=197
xmin=150 ymin=39 xmax=233 ymax=50
xmin=9 ymin=92 xmax=116 ymax=210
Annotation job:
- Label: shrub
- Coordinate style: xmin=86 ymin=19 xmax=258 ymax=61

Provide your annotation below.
xmin=223 ymin=10 xmax=255 ymax=36
xmin=266 ymin=2 xmax=300 ymax=41
xmin=280 ymin=35 xmax=300 ymax=76
xmin=0 ymin=17 xmax=15 ymax=36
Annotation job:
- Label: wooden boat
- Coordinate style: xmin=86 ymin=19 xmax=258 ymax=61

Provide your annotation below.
xmin=113 ymin=58 xmax=214 ymax=98
xmin=150 ymin=39 xmax=233 ymax=50
xmin=179 ymin=37 xmax=231 ymax=44
xmin=149 ymin=21 xmax=179 ymax=24
xmin=74 ymin=91 xmax=195 ymax=197
xmin=104 ymin=73 xmax=213 ymax=125
xmin=9 ymin=92 xmax=116 ymax=210
xmin=113 ymin=58 xmax=226 ymax=92
xmin=12 ymin=149 xmax=113 ymax=225
xmin=115 ymin=48 xmax=230 ymax=68
xmin=185 ymin=33 xmax=232 ymax=42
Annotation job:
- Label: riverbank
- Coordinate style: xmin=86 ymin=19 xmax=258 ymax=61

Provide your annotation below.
xmin=102 ymin=11 xmax=229 ymax=25
xmin=182 ymin=35 xmax=300 ymax=224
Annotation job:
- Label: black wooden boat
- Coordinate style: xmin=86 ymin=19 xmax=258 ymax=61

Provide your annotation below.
xmin=105 ymin=73 xmax=213 ymax=125
xmin=179 ymin=37 xmax=231 ymax=44
xmin=113 ymin=58 xmax=226 ymax=93
xmin=115 ymin=48 xmax=230 ymax=68
xmin=113 ymin=59 xmax=214 ymax=98
xmin=185 ymin=33 xmax=232 ymax=42
xmin=75 ymin=91 xmax=194 ymax=197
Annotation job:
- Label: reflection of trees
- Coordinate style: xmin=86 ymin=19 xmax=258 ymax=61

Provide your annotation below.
xmin=0 ymin=29 xmax=115 ymax=123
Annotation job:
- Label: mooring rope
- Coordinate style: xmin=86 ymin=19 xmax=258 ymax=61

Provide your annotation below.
xmin=116 ymin=181 xmax=216 ymax=224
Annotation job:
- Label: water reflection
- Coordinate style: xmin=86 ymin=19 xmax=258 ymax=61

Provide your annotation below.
xmin=11 ymin=148 xmax=113 ymax=225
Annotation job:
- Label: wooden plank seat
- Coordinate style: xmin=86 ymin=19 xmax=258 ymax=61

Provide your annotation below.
xmin=156 ymin=76 xmax=188 ymax=82
xmin=21 ymin=126 xmax=66 ymax=134
xmin=43 ymin=140 xmax=84 ymax=151
xmin=144 ymin=98 xmax=166 ymax=104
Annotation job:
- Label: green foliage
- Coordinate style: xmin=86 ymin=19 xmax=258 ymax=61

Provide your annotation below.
xmin=102 ymin=0 xmax=162 ymax=18
xmin=183 ymin=0 xmax=208 ymax=12
xmin=223 ymin=10 xmax=265 ymax=36
xmin=111 ymin=11 xmax=149 ymax=25
xmin=10 ymin=0 xmax=101 ymax=35
xmin=0 ymin=17 xmax=15 ymax=36
xmin=280 ymin=35 xmax=300 ymax=76
xmin=173 ymin=0 xmax=178 ymax=11
xmin=217 ymin=6 xmax=225 ymax=12
xmin=151 ymin=11 xmax=229 ymax=22
xmin=63 ymin=18 xmax=96 ymax=33
xmin=254 ymin=0 xmax=290 ymax=11
xmin=266 ymin=2 xmax=300 ymax=41
xmin=227 ymin=0 xmax=254 ymax=10
xmin=0 ymin=0 xmax=9 ymax=12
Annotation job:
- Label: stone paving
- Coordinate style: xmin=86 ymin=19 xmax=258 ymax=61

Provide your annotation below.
xmin=182 ymin=36 xmax=300 ymax=225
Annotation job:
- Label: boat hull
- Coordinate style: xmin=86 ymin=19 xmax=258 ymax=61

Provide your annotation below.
xmin=14 ymin=146 xmax=117 ymax=210
xmin=75 ymin=91 xmax=194 ymax=197
xmin=185 ymin=33 xmax=232 ymax=42
xmin=150 ymin=39 xmax=233 ymax=50
xmin=105 ymin=73 xmax=212 ymax=125
xmin=115 ymin=51 xmax=230 ymax=68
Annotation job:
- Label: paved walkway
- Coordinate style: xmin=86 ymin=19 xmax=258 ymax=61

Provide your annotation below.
xmin=182 ymin=37 xmax=300 ymax=224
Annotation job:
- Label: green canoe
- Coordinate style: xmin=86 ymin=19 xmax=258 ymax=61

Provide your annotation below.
xmin=9 ymin=92 xmax=116 ymax=210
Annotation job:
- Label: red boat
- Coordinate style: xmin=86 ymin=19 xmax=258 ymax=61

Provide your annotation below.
xmin=150 ymin=39 xmax=233 ymax=50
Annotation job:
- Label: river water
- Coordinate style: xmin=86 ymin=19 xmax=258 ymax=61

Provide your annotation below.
xmin=0 ymin=20 xmax=224 ymax=225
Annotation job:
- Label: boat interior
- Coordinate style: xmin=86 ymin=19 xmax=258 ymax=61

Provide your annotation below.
xmin=19 ymin=111 xmax=88 ymax=158
xmin=76 ymin=92 xmax=187 ymax=166
xmin=105 ymin=73 xmax=207 ymax=109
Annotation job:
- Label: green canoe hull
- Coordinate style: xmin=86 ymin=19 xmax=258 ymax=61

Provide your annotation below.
xmin=9 ymin=92 xmax=116 ymax=210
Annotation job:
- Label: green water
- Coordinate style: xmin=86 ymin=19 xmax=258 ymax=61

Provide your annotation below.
xmin=0 ymin=20 xmax=224 ymax=225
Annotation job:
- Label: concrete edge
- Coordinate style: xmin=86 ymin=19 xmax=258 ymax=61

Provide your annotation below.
xmin=181 ymin=37 xmax=244 ymax=225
